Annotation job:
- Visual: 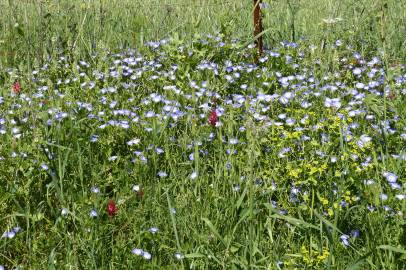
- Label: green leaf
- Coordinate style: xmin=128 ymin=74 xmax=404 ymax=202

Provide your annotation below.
xmin=184 ymin=253 xmax=205 ymax=259
xmin=16 ymin=26 xmax=25 ymax=37
xmin=202 ymin=217 xmax=226 ymax=246
xmin=313 ymin=210 xmax=345 ymax=234
xmin=377 ymin=245 xmax=406 ymax=254
xmin=230 ymin=245 xmax=240 ymax=254
xmin=345 ymin=251 xmax=373 ymax=270
xmin=235 ymin=186 xmax=247 ymax=210
xmin=265 ymin=204 xmax=319 ymax=230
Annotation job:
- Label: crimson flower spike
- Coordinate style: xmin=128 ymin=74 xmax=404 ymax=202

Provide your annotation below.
xmin=107 ymin=200 xmax=118 ymax=217
xmin=12 ymin=80 xmax=21 ymax=94
xmin=208 ymin=109 xmax=218 ymax=127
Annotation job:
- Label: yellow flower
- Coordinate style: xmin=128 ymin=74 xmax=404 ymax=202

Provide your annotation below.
xmin=328 ymin=208 xmax=334 ymax=217
xmin=320 ymin=197 xmax=329 ymax=205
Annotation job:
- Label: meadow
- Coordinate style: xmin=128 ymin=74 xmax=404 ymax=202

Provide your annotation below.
xmin=0 ymin=0 xmax=405 ymax=269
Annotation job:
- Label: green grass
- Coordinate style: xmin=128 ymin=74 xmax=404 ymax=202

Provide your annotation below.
xmin=0 ymin=1 xmax=405 ymax=269
xmin=0 ymin=0 xmax=405 ymax=69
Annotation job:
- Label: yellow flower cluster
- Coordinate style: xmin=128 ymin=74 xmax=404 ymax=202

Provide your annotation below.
xmin=300 ymin=245 xmax=330 ymax=267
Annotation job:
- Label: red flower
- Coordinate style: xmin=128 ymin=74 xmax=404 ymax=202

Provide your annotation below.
xmin=208 ymin=109 xmax=218 ymax=126
xmin=12 ymin=81 xmax=21 ymax=94
xmin=107 ymin=200 xmax=118 ymax=217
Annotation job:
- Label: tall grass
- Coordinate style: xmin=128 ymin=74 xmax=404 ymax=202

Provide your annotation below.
xmin=0 ymin=0 xmax=405 ymax=70
xmin=0 ymin=1 xmax=405 ymax=269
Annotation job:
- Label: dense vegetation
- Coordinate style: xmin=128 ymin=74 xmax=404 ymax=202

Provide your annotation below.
xmin=0 ymin=1 xmax=405 ymax=269
xmin=0 ymin=0 xmax=405 ymax=69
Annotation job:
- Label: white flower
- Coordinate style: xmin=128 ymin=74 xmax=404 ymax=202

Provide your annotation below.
xmin=61 ymin=208 xmax=69 ymax=216
xmin=127 ymin=138 xmax=140 ymax=146
xmin=322 ymin=17 xmax=343 ymax=24
xmin=190 ymin=171 xmax=198 ymax=180
xmin=353 ymin=68 xmax=362 ymax=75
xmin=142 ymin=251 xmax=152 ymax=260
xmin=395 ymin=194 xmax=405 ymax=200
xmin=108 ymin=156 xmax=118 ymax=161
xmin=149 ymin=227 xmax=159 ymax=234
xmin=363 ymin=179 xmax=375 ymax=185
xmin=174 ymin=252 xmax=184 ymax=260
xmin=278 ymin=113 xmax=286 ymax=119
xmin=355 ymin=82 xmax=365 ymax=89
xmin=157 ymin=171 xmax=167 ymax=178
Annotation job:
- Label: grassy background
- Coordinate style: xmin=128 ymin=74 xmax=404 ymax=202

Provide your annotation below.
xmin=0 ymin=1 xmax=405 ymax=269
xmin=0 ymin=0 xmax=405 ymax=69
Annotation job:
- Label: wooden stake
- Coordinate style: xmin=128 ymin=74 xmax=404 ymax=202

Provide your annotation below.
xmin=253 ymin=0 xmax=264 ymax=58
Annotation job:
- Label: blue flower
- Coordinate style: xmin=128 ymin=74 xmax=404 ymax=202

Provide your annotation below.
xmin=340 ymin=234 xmax=350 ymax=247
xmin=357 ymin=135 xmax=372 ymax=148
xmin=351 ymin=229 xmax=360 ymax=238
xmin=40 ymin=163 xmax=49 ymax=170
xmin=90 ymin=135 xmax=99 ymax=142
xmin=383 ymin=172 xmax=397 ymax=183
xmin=2 ymin=227 xmax=21 ymax=239
xmin=89 ymin=209 xmax=98 ymax=218
xmin=90 ymin=186 xmax=100 ymax=194
xmin=127 ymin=138 xmax=140 ymax=146
xmin=324 ymin=97 xmax=341 ymax=109
xmin=132 ymin=248 xmax=143 ymax=255
xmin=229 ymin=138 xmax=238 ymax=145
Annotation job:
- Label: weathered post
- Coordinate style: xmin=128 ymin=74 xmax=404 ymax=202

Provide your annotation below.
xmin=253 ymin=0 xmax=264 ymax=58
